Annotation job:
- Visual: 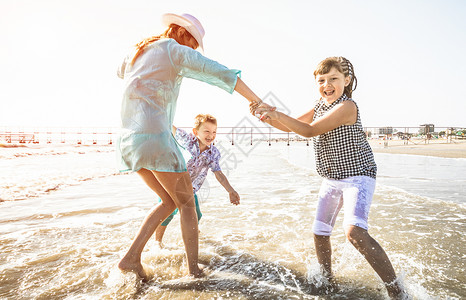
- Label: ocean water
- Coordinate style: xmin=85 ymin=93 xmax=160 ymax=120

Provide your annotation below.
xmin=0 ymin=142 xmax=465 ymax=299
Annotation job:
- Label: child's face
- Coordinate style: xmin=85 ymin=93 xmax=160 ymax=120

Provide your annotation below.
xmin=193 ymin=122 xmax=217 ymax=147
xmin=315 ymin=67 xmax=350 ymax=104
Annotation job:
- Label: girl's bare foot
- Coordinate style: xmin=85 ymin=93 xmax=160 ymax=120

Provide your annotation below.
xmin=386 ymin=280 xmax=408 ymax=300
xmin=118 ymin=257 xmax=150 ymax=282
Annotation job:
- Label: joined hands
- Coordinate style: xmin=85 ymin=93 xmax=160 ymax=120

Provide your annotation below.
xmin=249 ymin=101 xmax=277 ymax=121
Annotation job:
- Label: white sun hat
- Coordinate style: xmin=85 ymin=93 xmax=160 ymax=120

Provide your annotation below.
xmin=161 ymin=13 xmax=205 ymax=51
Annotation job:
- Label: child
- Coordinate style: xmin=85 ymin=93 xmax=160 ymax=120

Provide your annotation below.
xmin=154 ymin=114 xmax=240 ymax=245
xmin=252 ymin=57 xmax=405 ymax=299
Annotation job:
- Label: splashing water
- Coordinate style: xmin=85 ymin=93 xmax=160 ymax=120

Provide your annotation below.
xmin=1 ymin=142 xmax=464 ymax=299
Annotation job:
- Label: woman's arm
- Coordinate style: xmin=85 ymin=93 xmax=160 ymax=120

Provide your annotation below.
xmin=258 ymin=101 xmax=357 ymax=138
xmin=171 ymin=42 xmax=262 ymax=106
xmin=169 ymin=40 xmax=241 ymax=94
xmin=234 ymin=77 xmax=262 ymax=103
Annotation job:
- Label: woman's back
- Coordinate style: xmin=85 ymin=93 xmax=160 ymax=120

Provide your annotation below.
xmin=122 ymin=39 xmax=177 ymax=83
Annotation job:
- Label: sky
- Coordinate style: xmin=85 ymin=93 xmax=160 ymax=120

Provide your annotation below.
xmin=1 ymin=0 xmax=465 ymax=130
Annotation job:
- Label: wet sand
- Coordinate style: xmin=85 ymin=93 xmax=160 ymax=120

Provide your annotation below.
xmin=369 ymin=139 xmax=466 ymax=158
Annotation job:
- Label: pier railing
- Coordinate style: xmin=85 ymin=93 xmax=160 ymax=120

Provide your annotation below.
xmin=0 ymin=127 xmax=118 ymax=145
xmin=0 ymin=126 xmax=464 ymax=145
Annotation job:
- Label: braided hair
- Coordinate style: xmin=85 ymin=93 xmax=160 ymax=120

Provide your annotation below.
xmin=313 ymin=56 xmax=358 ymax=98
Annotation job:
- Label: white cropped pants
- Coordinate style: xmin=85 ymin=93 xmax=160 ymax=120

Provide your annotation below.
xmin=312 ymin=176 xmax=376 ymax=236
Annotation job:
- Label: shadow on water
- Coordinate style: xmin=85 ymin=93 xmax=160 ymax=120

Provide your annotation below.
xmin=134 ymin=238 xmax=385 ymax=300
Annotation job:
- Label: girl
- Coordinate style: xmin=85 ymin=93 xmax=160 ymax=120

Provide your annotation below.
xmin=252 ymin=57 xmax=404 ymax=299
xmin=116 ymin=13 xmax=262 ymax=280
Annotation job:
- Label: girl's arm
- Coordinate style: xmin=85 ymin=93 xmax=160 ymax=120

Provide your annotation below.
xmin=251 ymin=104 xmax=315 ymax=133
xmin=258 ymin=101 xmax=356 ymax=138
xmin=259 ymin=115 xmax=291 ymax=132
xmin=214 ymin=171 xmax=240 ymax=205
xmin=296 ymin=108 xmax=315 ymax=124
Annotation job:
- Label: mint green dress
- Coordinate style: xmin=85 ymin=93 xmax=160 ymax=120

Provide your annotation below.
xmin=116 ymin=38 xmax=240 ymax=172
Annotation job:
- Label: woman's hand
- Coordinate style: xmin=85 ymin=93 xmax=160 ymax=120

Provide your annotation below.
xmin=249 ymin=101 xmax=261 ymax=115
xmin=251 ymin=103 xmax=278 ymax=121
xmin=249 ymin=101 xmax=276 ymax=116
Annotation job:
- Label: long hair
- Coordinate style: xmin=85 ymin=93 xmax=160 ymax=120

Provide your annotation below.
xmin=130 ymin=24 xmax=199 ymax=66
xmin=313 ymin=57 xmax=358 ymax=98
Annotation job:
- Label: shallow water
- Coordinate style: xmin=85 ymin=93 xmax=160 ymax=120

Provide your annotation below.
xmin=1 ymin=142 xmax=465 ymax=299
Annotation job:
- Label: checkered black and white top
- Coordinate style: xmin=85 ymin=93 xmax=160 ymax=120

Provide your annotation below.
xmin=313 ymin=95 xmax=377 ymax=179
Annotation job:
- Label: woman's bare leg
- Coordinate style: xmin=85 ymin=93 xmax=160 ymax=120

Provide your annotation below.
xmin=345 ymin=225 xmax=403 ymax=299
xmin=152 ymin=170 xmax=202 ymax=277
xmin=118 ymin=169 xmax=176 ymax=280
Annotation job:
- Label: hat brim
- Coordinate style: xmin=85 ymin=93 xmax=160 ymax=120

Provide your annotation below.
xmin=162 ymin=13 xmax=204 ymax=51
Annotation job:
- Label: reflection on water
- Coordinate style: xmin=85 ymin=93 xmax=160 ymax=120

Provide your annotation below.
xmin=0 ymin=143 xmax=465 ymax=299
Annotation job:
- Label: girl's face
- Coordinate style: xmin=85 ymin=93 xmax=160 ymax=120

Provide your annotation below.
xmin=193 ymin=122 xmax=217 ymax=147
xmin=315 ymin=67 xmax=350 ymax=104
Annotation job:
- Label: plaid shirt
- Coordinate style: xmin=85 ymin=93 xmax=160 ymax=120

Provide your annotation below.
xmin=313 ymin=95 xmax=377 ymax=179
xmin=175 ymin=128 xmax=221 ymax=192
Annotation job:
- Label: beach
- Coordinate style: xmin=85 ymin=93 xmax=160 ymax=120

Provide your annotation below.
xmin=1 ymin=141 xmax=465 ymax=299
xmin=369 ymin=139 xmax=466 ymax=159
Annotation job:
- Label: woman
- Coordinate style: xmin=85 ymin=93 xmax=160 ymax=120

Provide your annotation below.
xmin=116 ymin=13 xmax=265 ymax=279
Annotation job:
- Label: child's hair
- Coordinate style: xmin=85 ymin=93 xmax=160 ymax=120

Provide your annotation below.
xmin=313 ymin=57 xmax=358 ymax=98
xmin=130 ymin=24 xmax=199 ymax=66
xmin=194 ymin=114 xmax=217 ymax=130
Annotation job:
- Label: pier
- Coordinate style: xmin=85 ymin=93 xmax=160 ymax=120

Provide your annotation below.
xmin=0 ymin=127 xmax=118 ymax=145
xmin=0 ymin=126 xmax=464 ymax=146
xmin=0 ymin=132 xmax=36 ymax=144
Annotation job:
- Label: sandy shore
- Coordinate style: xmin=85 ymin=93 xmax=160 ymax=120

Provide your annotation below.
xmin=0 ymin=143 xmax=28 ymax=148
xmin=369 ymin=139 xmax=466 ymax=158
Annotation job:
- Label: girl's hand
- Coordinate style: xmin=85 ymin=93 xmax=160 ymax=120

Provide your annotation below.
xmin=254 ymin=103 xmax=278 ymax=120
xmin=258 ymin=109 xmax=279 ymax=122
